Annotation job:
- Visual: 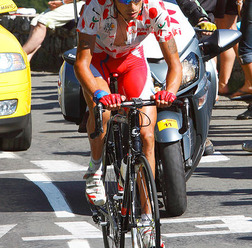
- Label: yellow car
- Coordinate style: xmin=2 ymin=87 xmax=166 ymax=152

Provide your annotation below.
xmin=0 ymin=0 xmax=32 ymax=151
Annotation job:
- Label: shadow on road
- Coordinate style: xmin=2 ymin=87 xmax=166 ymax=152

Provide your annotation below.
xmin=0 ymin=178 xmax=92 ymax=216
xmin=194 ymin=166 xmax=252 ymax=179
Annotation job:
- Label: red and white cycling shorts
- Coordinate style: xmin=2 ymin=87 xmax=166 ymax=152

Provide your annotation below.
xmin=90 ymin=45 xmax=155 ymax=100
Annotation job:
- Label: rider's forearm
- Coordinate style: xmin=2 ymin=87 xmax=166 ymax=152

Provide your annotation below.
xmin=159 ymin=39 xmax=182 ymax=95
xmin=165 ymin=61 xmax=182 ymax=95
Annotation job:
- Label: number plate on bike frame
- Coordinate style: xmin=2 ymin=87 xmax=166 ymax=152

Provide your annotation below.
xmin=157 ymin=119 xmax=178 ymax=131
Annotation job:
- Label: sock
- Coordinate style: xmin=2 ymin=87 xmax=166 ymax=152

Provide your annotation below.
xmin=88 ymin=156 xmax=103 ymax=172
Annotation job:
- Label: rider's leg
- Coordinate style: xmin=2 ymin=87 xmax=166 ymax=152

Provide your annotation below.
xmin=137 ymin=105 xmax=157 ymax=217
xmin=83 ymin=77 xmax=111 ymax=206
xmin=140 ymin=105 xmax=157 ymax=177
xmin=83 ymin=77 xmax=111 ymax=161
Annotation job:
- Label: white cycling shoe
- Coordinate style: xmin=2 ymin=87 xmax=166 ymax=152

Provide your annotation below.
xmin=84 ymin=170 xmax=106 ymax=206
xmin=140 ymin=227 xmax=165 ymax=248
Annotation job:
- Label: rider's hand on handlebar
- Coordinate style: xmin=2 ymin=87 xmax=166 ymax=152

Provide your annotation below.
xmin=93 ymin=89 xmax=126 ymax=111
xmin=100 ymin=94 xmax=125 ymax=110
xmin=195 ymin=18 xmax=217 ymax=36
xmin=152 ymin=90 xmax=176 ymax=108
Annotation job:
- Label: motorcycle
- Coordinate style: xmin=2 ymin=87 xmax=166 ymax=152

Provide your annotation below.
xmin=58 ymin=0 xmax=241 ymax=217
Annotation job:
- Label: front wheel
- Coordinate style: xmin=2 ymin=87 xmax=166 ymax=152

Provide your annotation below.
xmin=101 ymin=124 xmax=122 ymax=248
xmin=157 ymin=141 xmax=187 ymax=217
xmin=131 ymin=155 xmax=161 ymax=248
xmin=102 ymin=162 xmax=122 ymax=248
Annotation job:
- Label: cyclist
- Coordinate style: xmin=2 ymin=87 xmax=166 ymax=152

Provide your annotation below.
xmin=74 ymin=0 xmax=182 ymax=245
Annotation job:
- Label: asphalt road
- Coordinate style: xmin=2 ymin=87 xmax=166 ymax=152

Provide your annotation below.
xmin=0 ymin=72 xmax=251 ymax=248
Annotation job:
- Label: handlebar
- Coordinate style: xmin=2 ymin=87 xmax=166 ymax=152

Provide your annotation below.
xmin=90 ymin=98 xmax=184 ymax=139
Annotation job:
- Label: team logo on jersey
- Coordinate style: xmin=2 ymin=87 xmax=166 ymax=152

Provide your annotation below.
xmin=158 ymin=22 xmax=165 ymax=29
xmin=104 ymin=22 xmax=115 ymax=33
xmin=90 ymin=16 xmax=99 ymax=29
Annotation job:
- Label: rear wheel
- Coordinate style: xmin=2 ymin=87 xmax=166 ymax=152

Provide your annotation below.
xmin=157 ymin=141 xmax=187 ymax=217
xmin=131 ymin=155 xmax=161 ymax=248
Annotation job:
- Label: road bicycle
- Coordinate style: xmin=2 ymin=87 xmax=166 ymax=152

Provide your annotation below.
xmin=90 ymin=74 xmax=161 ymax=248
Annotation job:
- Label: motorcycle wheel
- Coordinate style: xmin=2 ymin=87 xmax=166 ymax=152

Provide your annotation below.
xmin=157 ymin=141 xmax=187 ymax=217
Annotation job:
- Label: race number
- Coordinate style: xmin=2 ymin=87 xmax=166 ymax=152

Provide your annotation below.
xmin=157 ymin=119 xmax=178 ymax=131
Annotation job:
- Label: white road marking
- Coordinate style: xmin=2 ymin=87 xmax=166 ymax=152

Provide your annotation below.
xmin=22 ymin=221 xmax=102 ymax=241
xmin=56 ymin=221 xmax=102 ymax=238
xmin=31 ymin=160 xmax=87 ymax=172
xmin=0 ymin=160 xmax=88 ymax=175
xmin=23 ymin=235 xmax=78 ymax=241
xmin=0 ymin=224 xmax=16 ymax=238
xmin=0 ymin=169 xmax=43 ymax=175
xmin=24 ymin=173 xmax=75 ymax=218
xmin=0 ymin=152 xmax=230 ymax=176
xmin=161 ymin=215 xmax=245 ymax=223
xmin=68 ymin=240 xmax=91 ymax=248
xmin=195 ymin=224 xmax=228 ymax=229
xmin=200 ymin=151 xmax=229 ymax=163
xmin=0 ymin=151 xmax=20 ymax=159
xmin=22 ymin=215 xmax=252 ymax=243
xmin=161 ymin=215 xmax=252 ymax=238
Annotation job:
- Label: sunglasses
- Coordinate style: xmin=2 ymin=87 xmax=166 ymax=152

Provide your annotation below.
xmin=117 ymin=0 xmax=142 ymax=4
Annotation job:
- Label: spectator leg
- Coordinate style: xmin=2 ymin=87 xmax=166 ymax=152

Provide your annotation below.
xmin=215 ymin=14 xmax=238 ymax=95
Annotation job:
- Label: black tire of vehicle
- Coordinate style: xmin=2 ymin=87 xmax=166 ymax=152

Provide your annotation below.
xmin=157 ymin=141 xmax=187 ymax=217
xmin=0 ymin=114 xmax=32 ymax=151
xmin=131 ymin=155 xmax=161 ymax=248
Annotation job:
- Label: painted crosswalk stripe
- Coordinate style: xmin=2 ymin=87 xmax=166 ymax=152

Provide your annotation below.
xmin=57 ymin=221 xmax=102 ymax=239
xmin=68 ymin=240 xmax=91 ymax=248
xmin=0 ymin=151 xmax=20 ymax=159
xmin=0 ymin=160 xmax=88 ymax=175
xmin=24 ymin=173 xmax=75 ymax=218
xmin=0 ymin=169 xmax=43 ymax=175
xmin=200 ymin=151 xmax=229 ymax=163
xmin=23 ymin=221 xmax=102 ymax=241
xmin=31 ymin=160 xmax=87 ymax=172
xmin=161 ymin=215 xmax=252 ymax=238
xmin=0 ymin=224 xmax=16 ymax=238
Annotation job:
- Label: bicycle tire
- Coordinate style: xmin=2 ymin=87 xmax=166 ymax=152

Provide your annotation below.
xmin=102 ymin=125 xmax=123 ymax=248
xmin=131 ymin=155 xmax=161 ymax=248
